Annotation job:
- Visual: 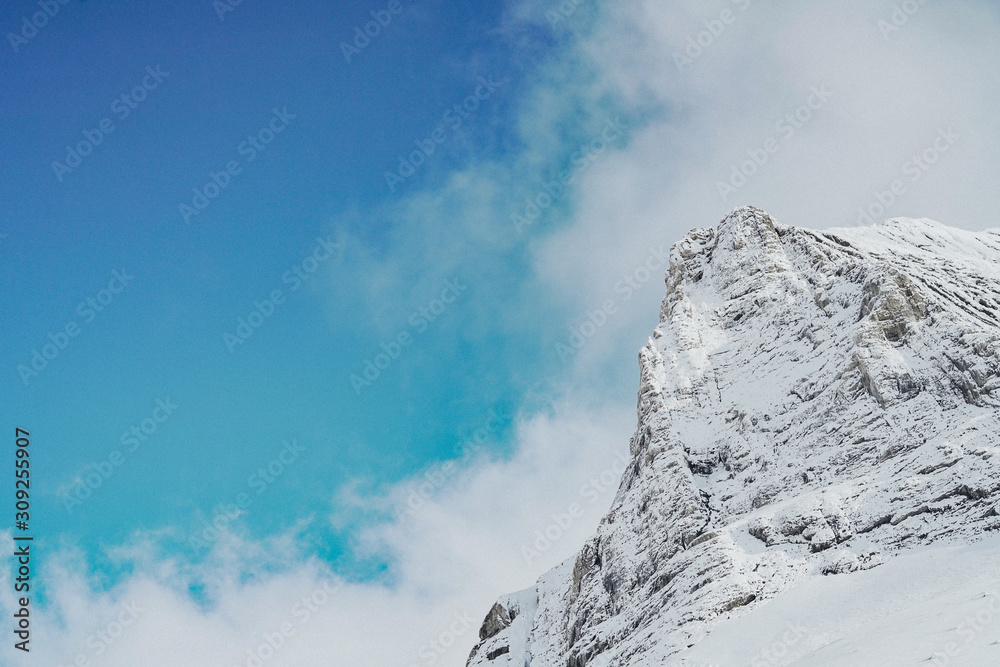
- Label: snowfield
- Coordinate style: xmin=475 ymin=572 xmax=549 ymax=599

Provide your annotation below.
xmin=670 ymin=535 xmax=1000 ymax=666
xmin=467 ymin=207 xmax=1000 ymax=667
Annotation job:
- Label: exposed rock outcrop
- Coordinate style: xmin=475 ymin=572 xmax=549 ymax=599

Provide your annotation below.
xmin=468 ymin=207 xmax=1000 ymax=666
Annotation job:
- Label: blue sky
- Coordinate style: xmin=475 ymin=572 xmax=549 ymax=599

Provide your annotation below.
xmin=4 ymin=1 xmax=1000 ymax=665
xmin=1 ymin=0 xmax=639 ymax=587
xmin=3 ymin=0 xmax=545 ymax=565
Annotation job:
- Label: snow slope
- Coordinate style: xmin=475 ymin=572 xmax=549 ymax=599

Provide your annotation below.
xmin=467 ymin=207 xmax=1000 ymax=666
xmin=669 ymin=535 xmax=1000 ymax=666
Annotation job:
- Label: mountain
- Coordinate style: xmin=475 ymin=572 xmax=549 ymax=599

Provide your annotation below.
xmin=467 ymin=206 xmax=1000 ymax=666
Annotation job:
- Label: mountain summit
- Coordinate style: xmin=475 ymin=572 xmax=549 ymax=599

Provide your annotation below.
xmin=467 ymin=207 xmax=1000 ymax=666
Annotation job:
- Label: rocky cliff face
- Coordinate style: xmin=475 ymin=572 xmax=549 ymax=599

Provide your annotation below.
xmin=467 ymin=207 xmax=1000 ymax=666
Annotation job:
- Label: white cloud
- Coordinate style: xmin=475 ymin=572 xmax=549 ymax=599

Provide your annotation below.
xmin=513 ymin=0 xmax=1000 ymax=379
xmin=3 ymin=397 xmax=633 ymax=667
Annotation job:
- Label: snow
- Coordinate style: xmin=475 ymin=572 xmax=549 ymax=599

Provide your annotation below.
xmin=467 ymin=208 xmax=1000 ymax=666
xmin=669 ymin=535 xmax=1000 ymax=667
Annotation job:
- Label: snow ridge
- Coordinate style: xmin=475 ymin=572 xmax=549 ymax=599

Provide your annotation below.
xmin=467 ymin=207 xmax=1000 ymax=666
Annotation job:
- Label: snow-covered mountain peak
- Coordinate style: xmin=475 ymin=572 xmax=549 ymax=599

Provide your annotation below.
xmin=468 ymin=208 xmax=1000 ymax=667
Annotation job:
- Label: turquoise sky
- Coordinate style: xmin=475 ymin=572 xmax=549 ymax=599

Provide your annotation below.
xmin=1 ymin=0 xmax=643 ymax=589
